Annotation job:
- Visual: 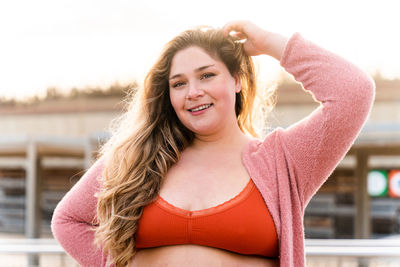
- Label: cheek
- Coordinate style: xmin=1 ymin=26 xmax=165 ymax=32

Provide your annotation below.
xmin=215 ymin=81 xmax=237 ymax=107
xmin=169 ymin=90 xmax=183 ymax=113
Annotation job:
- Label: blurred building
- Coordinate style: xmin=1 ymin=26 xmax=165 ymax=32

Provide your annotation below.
xmin=0 ymin=96 xmax=124 ymax=138
xmin=0 ymin=96 xmax=124 ymax=237
xmin=0 ymin=77 xmax=399 ymax=240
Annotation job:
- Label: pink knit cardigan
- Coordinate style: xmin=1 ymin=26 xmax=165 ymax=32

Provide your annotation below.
xmin=51 ymin=33 xmax=375 ymax=267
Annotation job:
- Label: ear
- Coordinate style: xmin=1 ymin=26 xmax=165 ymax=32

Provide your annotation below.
xmin=234 ymin=74 xmax=241 ymax=93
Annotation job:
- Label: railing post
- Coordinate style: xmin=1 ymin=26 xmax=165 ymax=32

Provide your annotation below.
xmin=354 ymin=152 xmax=370 ymax=239
xmin=26 ymin=138 xmax=41 ymax=267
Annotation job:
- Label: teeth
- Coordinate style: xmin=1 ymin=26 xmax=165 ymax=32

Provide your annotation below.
xmin=191 ymin=104 xmax=211 ymax=112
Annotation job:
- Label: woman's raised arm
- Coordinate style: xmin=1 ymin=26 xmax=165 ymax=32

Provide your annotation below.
xmin=227 ymin=20 xmax=375 ymax=206
xmin=275 ymin=32 xmax=375 ymax=205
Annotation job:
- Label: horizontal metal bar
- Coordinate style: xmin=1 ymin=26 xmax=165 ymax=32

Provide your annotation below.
xmin=0 ymin=239 xmax=63 ymax=254
xmin=1 ymin=238 xmax=400 ymax=257
xmin=306 ymin=239 xmax=400 ymax=257
xmin=305 ymin=239 xmax=400 ymax=247
xmin=306 ymin=246 xmax=400 ymax=257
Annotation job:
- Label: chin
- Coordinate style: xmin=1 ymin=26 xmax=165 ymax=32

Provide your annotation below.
xmin=183 ymin=119 xmax=228 ymax=136
xmin=187 ymin=126 xmax=219 ymax=136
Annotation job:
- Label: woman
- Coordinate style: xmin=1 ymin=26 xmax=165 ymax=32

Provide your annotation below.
xmin=51 ymin=20 xmax=375 ymax=267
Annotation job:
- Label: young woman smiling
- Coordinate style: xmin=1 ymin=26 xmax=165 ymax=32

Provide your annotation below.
xmin=51 ymin=20 xmax=375 ymax=267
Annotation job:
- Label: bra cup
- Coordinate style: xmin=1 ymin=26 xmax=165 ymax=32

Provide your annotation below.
xmin=135 ymin=179 xmax=279 ymax=258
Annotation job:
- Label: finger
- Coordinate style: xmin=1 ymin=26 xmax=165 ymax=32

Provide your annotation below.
xmin=222 ymin=20 xmax=248 ymax=36
xmin=230 ymin=31 xmax=247 ymax=40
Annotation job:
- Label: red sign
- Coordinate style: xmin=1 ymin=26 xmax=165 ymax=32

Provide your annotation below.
xmin=388 ymin=170 xmax=400 ymax=198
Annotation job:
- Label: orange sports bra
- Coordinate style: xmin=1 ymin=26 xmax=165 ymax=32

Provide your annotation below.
xmin=135 ymin=178 xmax=279 ymax=258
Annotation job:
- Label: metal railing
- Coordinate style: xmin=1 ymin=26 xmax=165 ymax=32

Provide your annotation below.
xmin=0 ymin=239 xmax=63 ymax=254
xmin=305 ymin=239 xmax=400 ymax=257
xmin=0 ymin=239 xmax=77 ymax=267
xmin=1 ymin=238 xmax=400 ymax=266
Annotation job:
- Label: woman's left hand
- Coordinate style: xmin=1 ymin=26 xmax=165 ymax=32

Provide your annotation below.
xmin=222 ymin=20 xmax=289 ymax=61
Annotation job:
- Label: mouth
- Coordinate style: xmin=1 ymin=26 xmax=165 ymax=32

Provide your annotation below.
xmin=188 ymin=103 xmax=213 ymax=112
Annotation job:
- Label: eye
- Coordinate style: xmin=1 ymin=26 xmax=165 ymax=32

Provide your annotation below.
xmin=172 ymin=81 xmax=185 ymax=88
xmin=200 ymin=72 xmax=215 ymax=80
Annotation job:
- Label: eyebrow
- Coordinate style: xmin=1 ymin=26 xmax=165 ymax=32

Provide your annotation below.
xmin=169 ymin=64 xmax=215 ymax=80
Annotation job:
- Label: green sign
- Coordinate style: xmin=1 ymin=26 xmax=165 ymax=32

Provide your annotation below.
xmin=367 ymin=170 xmax=388 ymax=197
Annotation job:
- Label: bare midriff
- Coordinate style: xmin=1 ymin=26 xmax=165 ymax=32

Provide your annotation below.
xmin=129 ymin=244 xmax=279 ymax=267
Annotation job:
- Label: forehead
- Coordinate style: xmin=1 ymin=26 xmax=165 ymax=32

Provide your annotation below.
xmin=170 ymin=46 xmax=224 ymax=76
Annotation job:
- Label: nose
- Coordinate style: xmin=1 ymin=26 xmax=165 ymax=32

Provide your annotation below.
xmin=186 ymin=81 xmax=204 ymax=99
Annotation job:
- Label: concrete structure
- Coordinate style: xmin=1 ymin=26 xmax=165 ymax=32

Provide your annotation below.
xmin=0 ymin=97 xmax=124 ymax=138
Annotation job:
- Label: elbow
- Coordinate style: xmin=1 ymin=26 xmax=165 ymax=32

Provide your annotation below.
xmin=50 ymin=201 xmax=70 ymax=244
xmin=50 ymin=205 xmax=63 ymax=241
xmin=347 ymin=70 xmax=376 ymax=116
xmin=359 ymin=73 xmax=376 ymax=115
xmin=364 ymin=73 xmax=376 ymax=104
xmin=335 ymin=71 xmax=376 ymax=128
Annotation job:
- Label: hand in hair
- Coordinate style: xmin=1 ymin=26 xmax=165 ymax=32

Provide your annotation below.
xmin=223 ymin=20 xmax=289 ymax=61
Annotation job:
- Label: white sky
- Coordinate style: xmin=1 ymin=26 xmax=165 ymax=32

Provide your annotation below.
xmin=0 ymin=0 xmax=399 ymax=101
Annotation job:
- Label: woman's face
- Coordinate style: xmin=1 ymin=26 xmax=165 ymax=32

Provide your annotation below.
xmin=168 ymin=46 xmax=241 ymax=136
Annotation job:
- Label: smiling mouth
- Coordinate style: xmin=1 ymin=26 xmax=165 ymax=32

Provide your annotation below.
xmin=188 ymin=104 xmax=213 ymax=112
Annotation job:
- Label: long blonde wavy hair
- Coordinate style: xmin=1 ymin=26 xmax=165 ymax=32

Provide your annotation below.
xmin=92 ymin=26 xmax=275 ymax=266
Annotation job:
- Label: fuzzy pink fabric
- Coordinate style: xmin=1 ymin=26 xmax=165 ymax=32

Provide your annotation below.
xmin=51 ymin=33 xmax=375 ymax=267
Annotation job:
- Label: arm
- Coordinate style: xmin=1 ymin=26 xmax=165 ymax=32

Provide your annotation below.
xmin=277 ymin=33 xmax=375 ymax=205
xmin=224 ymin=21 xmax=375 ymax=206
xmin=51 ymin=156 xmax=113 ymax=267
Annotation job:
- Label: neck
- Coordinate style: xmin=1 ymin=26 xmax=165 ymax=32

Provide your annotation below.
xmin=192 ymin=122 xmax=251 ymax=151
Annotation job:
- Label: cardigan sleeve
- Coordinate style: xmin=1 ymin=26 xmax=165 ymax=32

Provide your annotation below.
xmin=51 ymin=156 xmax=114 ymax=267
xmin=274 ymin=33 xmax=375 ymax=206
